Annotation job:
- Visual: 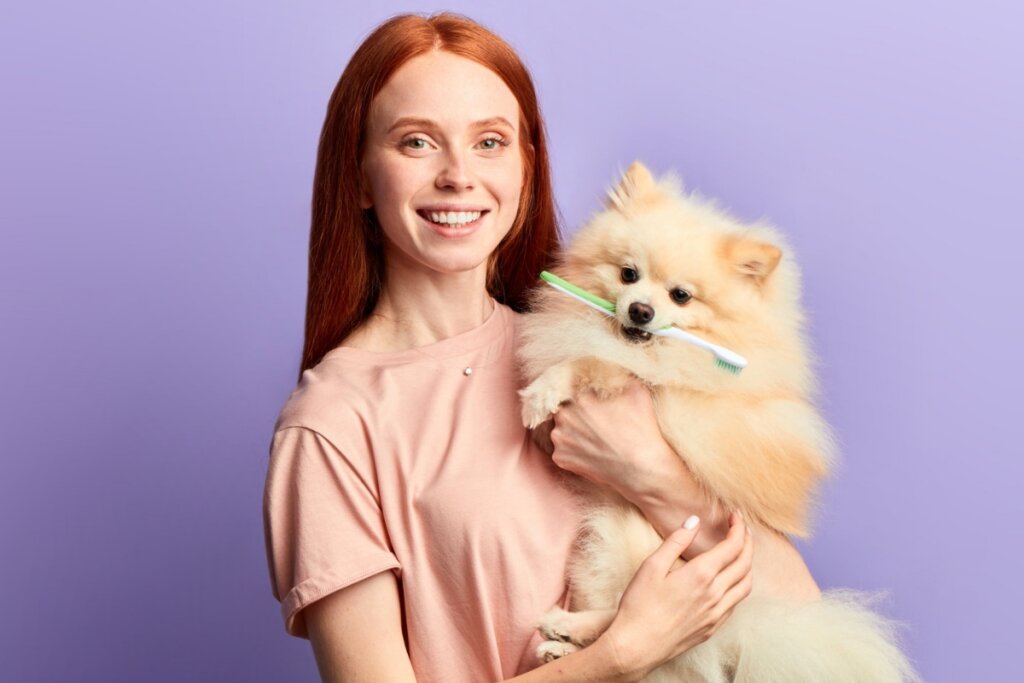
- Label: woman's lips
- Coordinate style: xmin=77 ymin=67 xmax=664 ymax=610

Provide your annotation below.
xmin=417 ymin=209 xmax=489 ymax=238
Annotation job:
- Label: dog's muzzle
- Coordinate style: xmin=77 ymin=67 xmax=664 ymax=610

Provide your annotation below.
xmin=620 ymin=325 xmax=653 ymax=343
xmin=621 ymin=301 xmax=655 ymax=343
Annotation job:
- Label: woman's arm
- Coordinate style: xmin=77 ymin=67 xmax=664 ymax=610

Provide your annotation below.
xmin=305 ymin=515 xmax=753 ymax=683
xmin=510 ymin=514 xmax=752 ymax=682
xmin=545 ymin=381 xmax=729 ymax=554
xmin=548 ymin=379 xmax=820 ymax=598
xmin=305 ymin=572 xmax=417 ymax=683
xmin=306 ymin=570 xmax=626 ymax=683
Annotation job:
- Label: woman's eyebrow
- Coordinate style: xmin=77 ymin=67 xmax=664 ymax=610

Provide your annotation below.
xmin=387 ymin=117 xmax=437 ymax=133
xmin=386 ymin=116 xmax=516 ymax=134
xmin=471 ymin=116 xmax=515 ymax=131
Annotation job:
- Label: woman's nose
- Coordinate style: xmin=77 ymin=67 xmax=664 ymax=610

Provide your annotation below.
xmin=435 ymin=150 xmax=474 ymax=192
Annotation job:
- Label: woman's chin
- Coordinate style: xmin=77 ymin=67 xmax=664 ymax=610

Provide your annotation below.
xmin=408 ymin=249 xmax=495 ymax=279
xmin=417 ymin=239 xmax=507 ymax=276
xmin=382 ymin=228 xmax=511 ymax=281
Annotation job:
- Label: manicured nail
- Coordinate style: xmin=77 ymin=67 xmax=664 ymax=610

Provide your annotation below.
xmin=683 ymin=515 xmax=700 ymax=530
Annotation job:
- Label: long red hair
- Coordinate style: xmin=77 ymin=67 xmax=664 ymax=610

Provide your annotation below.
xmin=299 ymin=12 xmax=562 ymax=377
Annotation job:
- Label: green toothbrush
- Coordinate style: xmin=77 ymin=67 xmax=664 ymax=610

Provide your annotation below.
xmin=540 ymin=270 xmax=748 ymax=374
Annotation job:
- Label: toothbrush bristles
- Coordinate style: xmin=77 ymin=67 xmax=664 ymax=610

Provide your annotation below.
xmin=715 ymin=358 xmax=742 ymax=375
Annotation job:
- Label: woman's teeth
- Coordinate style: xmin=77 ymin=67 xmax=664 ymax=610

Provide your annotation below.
xmin=426 ymin=210 xmax=482 ymax=225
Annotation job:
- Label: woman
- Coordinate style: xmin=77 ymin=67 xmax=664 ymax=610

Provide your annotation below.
xmin=263 ymin=12 xmax=815 ymax=682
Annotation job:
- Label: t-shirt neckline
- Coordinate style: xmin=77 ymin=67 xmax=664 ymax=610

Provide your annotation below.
xmin=321 ymin=299 xmax=508 ymax=366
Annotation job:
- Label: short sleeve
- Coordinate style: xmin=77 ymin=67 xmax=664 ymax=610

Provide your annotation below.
xmin=262 ymin=426 xmax=401 ymax=638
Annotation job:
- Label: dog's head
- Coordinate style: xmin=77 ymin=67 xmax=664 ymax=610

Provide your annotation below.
xmin=561 ymin=162 xmax=804 ymax=356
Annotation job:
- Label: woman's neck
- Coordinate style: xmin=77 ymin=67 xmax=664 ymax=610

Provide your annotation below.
xmin=344 ymin=259 xmax=496 ymax=353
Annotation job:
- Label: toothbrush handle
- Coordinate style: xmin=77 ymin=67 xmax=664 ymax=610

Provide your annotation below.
xmin=660 ymin=326 xmax=714 ymax=351
xmin=658 ymin=326 xmax=749 ymax=369
xmin=544 ymin=281 xmax=617 ymax=318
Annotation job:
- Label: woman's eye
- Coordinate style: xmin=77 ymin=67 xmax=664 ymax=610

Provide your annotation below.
xmin=670 ymin=288 xmax=692 ymax=304
xmin=478 ymin=136 xmax=507 ymax=151
xmin=402 ymin=137 xmax=430 ymax=150
xmin=621 ymin=267 xmax=639 ymax=283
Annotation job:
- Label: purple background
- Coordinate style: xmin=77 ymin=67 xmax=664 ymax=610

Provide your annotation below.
xmin=2 ymin=1 xmax=1020 ymax=681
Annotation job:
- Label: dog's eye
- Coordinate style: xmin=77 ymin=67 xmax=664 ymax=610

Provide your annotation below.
xmin=621 ymin=267 xmax=639 ymax=283
xmin=670 ymin=288 xmax=692 ymax=305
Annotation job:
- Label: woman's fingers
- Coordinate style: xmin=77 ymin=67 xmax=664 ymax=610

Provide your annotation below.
xmin=609 ymin=511 xmax=756 ymax=668
xmin=672 ymin=511 xmax=746 ymax=581
xmin=643 ymin=515 xmax=702 ymax=576
xmin=711 ymin=564 xmax=755 ymax=625
xmin=709 ymin=522 xmax=753 ymax=598
xmin=699 ymin=523 xmax=754 ymax=642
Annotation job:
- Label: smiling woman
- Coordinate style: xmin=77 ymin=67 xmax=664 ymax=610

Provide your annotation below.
xmin=358 ymin=51 xmax=525 ymax=281
xmin=262 ymin=12 xmax=756 ymax=683
xmin=297 ymin=13 xmax=557 ymax=372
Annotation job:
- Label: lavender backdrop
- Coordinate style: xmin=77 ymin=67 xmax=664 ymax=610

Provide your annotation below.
xmin=2 ymin=1 xmax=1020 ymax=681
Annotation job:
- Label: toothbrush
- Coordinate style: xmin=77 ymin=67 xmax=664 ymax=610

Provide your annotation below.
xmin=539 ymin=270 xmax=748 ymax=374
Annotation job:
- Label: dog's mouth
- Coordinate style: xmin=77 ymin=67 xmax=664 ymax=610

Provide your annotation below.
xmin=620 ymin=325 xmax=653 ymax=343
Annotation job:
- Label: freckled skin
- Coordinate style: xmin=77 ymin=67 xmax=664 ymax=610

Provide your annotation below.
xmin=360 ymin=51 xmax=525 ymax=279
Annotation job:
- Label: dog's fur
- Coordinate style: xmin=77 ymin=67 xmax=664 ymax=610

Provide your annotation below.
xmin=517 ymin=163 xmax=919 ymax=682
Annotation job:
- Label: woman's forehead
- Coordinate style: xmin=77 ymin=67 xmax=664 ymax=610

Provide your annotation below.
xmin=368 ymin=51 xmax=520 ymax=134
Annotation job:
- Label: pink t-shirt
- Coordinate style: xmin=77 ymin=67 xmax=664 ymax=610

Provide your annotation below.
xmin=262 ymin=301 xmax=582 ymax=682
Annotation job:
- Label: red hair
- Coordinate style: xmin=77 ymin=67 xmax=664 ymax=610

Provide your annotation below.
xmin=299 ymin=12 xmax=562 ymax=377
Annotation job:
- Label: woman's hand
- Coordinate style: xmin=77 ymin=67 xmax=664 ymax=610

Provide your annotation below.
xmin=599 ymin=512 xmax=754 ymax=679
xmin=548 ymin=379 xmax=729 ymax=553
xmin=547 ymin=380 xmax=670 ymax=491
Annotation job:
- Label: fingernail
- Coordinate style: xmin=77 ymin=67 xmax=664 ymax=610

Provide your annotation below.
xmin=683 ymin=515 xmax=700 ymax=530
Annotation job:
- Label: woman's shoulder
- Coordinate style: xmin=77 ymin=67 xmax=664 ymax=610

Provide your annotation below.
xmin=273 ymin=358 xmax=372 ymax=439
xmin=274 ymin=301 xmax=520 ymax=437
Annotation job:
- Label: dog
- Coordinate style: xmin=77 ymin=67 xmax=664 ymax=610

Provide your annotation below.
xmin=516 ymin=162 xmax=919 ymax=682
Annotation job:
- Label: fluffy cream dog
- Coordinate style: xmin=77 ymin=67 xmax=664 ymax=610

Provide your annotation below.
xmin=517 ymin=162 xmax=919 ymax=682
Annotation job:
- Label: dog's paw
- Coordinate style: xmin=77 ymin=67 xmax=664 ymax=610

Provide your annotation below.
xmin=536 ymin=639 xmax=580 ymax=663
xmin=537 ymin=607 xmax=576 ymax=643
xmin=519 ymin=382 xmax=568 ymax=429
xmin=574 ymin=357 xmax=634 ymax=397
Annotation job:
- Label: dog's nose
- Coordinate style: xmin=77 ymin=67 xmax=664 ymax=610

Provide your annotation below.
xmin=628 ymin=302 xmax=654 ymax=325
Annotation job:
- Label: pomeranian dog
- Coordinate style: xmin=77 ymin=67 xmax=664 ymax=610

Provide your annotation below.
xmin=517 ymin=162 xmax=919 ymax=682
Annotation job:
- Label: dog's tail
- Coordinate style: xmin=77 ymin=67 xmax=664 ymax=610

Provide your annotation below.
xmin=715 ymin=589 xmax=922 ymax=683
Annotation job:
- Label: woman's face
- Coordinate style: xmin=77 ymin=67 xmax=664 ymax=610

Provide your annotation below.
xmin=360 ymin=50 xmax=525 ymax=280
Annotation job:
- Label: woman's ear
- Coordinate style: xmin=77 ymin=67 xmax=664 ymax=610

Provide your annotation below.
xmin=358 ymin=175 xmax=373 ymax=209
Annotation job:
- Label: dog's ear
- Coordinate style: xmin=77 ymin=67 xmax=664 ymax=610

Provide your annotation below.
xmin=726 ymin=235 xmax=782 ymax=283
xmin=607 ymin=161 xmax=660 ymax=213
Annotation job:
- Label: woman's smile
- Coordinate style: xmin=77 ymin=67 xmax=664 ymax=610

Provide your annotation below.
xmin=360 ymin=50 xmax=524 ymax=277
xmin=416 ymin=207 xmax=491 ymax=238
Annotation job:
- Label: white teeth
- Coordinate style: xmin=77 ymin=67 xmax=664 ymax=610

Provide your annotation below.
xmin=427 ymin=210 xmax=482 ymax=225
